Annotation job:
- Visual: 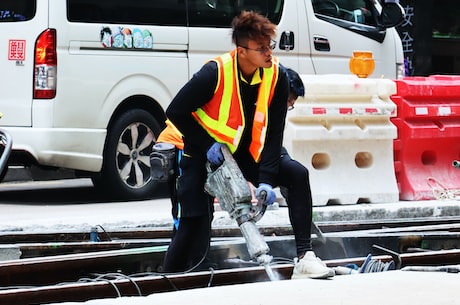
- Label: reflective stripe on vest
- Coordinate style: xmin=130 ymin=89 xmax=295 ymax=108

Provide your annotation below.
xmin=193 ymin=50 xmax=279 ymax=162
xmin=250 ymin=60 xmax=279 ymax=162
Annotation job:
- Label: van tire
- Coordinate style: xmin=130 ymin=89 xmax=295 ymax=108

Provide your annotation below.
xmin=93 ymin=109 xmax=162 ymax=200
xmin=0 ymin=166 xmax=7 ymax=182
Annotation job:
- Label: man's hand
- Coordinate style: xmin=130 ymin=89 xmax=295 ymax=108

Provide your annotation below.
xmin=256 ymin=183 xmax=276 ymax=205
xmin=206 ymin=142 xmax=224 ymax=167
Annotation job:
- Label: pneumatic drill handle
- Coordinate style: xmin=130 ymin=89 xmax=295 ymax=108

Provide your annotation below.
xmin=257 ymin=190 xmax=267 ymax=204
xmin=250 ymin=190 xmax=267 ymax=223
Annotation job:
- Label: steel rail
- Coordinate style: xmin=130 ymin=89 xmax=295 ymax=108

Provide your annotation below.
xmin=0 ymin=249 xmax=459 ymax=305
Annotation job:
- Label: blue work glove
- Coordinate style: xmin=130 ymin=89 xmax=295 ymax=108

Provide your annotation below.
xmin=256 ymin=183 xmax=276 ymax=205
xmin=206 ymin=142 xmax=224 ymax=167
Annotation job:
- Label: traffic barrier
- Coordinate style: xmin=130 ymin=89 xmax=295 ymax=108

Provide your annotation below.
xmin=391 ymin=75 xmax=460 ymax=201
xmin=283 ymin=74 xmax=398 ymax=206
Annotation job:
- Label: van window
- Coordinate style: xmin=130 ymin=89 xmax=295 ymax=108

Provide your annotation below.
xmin=0 ymin=0 xmax=36 ymax=22
xmin=188 ymin=0 xmax=284 ymax=27
xmin=312 ymin=0 xmax=377 ymax=26
xmin=67 ymin=0 xmax=187 ymax=26
xmin=312 ymin=0 xmax=388 ymax=42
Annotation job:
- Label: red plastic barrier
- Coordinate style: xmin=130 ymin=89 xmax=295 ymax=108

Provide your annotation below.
xmin=391 ymin=75 xmax=460 ymax=200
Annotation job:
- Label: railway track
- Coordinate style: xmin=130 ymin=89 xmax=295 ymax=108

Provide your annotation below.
xmin=0 ymin=218 xmax=458 ymax=304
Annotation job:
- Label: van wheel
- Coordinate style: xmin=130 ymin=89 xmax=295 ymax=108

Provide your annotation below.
xmin=0 ymin=166 xmax=7 ymax=182
xmin=93 ymin=109 xmax=161 ymax=200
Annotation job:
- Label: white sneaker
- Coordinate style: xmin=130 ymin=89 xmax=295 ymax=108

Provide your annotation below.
xmin=291 ymin=251 xmax=335 ymax=279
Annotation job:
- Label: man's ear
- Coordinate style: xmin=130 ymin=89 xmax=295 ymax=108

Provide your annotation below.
xmin=237 ymin=46 xmax=245 ymax=57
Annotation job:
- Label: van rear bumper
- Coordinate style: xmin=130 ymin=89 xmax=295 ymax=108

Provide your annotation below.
xmin=4 ymin=127 xmax=106 ymax=172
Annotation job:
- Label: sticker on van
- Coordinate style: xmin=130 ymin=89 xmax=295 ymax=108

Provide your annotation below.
xmin=100 ymin=27 xmax=153 ymax=49
xmin=8 ymin=39 xmax=26 ymax=61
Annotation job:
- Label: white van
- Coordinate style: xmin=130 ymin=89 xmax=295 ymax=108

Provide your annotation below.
xmin=0 ymin=0 xmax=404 ymax=199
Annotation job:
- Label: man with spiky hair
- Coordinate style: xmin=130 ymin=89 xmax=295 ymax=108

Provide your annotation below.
xmin=163 ymin=11 xmax=334 ymax=280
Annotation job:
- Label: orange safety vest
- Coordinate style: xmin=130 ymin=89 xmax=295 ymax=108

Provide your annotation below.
xmin=192 ymin=49 xmax=279 ymax=162
xmin=157 ymin=119 xmax=184 ymax=150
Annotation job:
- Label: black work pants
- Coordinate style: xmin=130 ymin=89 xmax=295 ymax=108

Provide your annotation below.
xmin=162 ymin=153 xmax=214 ymax=272
xmin=277 ymin=148 xmax=313 ymax=257
xmin=162 ymin=148 xmax=313 ymax=272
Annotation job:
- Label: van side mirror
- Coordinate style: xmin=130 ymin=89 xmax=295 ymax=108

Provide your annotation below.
xmin=379 ymin=2 xmax=405 ymax=28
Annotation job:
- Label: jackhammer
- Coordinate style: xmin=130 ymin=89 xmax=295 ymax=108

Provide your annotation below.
xmin=204 ymin=145 xmax=272 ymax=266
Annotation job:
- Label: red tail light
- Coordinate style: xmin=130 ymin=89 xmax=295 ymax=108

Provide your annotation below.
xmin=34 ymin=29 xmax=57 ymax=99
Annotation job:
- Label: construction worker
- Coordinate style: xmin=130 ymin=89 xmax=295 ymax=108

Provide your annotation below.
xmin=161 ymin=11 xmax=334 ymax=279
xmin=157 ymin=65 xmax=303 ymax=235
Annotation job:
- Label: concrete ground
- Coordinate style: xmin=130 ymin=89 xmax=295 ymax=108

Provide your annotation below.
xmin=0 ymin=176 xmax=458 ymax=233
xmin=312 ymin=198 xmax=460 ymax=222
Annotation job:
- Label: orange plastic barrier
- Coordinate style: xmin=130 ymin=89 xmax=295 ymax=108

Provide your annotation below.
xmin=391 ymin=75 xmax=460 ymax=200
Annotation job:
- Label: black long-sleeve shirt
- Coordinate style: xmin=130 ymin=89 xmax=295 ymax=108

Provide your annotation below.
xmin=166 ymin=57 xmax=289 ymax=186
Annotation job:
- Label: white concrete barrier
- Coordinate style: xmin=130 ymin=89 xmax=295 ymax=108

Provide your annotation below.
xmin=283 ymin=75 xmax=398 ymax=206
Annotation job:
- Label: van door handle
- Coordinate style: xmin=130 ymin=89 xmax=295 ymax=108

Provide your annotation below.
xmin=280 ymin=31 xmax=294 ymax=51
xmin=314 ymin=36 xmax=330 ymax=51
